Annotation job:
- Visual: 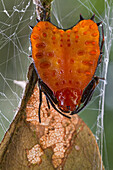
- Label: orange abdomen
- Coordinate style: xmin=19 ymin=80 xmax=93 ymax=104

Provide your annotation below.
xmin=30 ymin=20 xmax=100 ymax=110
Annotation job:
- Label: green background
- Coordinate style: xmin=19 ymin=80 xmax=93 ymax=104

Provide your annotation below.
xmin=0 ymin=0 xmax=112 ymax=169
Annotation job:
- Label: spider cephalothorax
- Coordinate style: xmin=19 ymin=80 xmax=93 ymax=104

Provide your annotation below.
xmin=30 ymin=14 xmax=104 ymax=122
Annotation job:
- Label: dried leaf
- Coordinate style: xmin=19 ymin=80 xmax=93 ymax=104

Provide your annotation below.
xmin=0 ymin=64 xmax=104 ymax=170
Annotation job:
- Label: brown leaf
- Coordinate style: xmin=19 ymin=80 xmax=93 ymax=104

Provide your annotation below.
xmin=0 ymin=64 xmax=104 ymax=170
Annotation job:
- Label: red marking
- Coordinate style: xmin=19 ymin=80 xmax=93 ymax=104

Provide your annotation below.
xmin=70 ymin=58 xmax=74 ymax=64
xmin=55 ymin=82 xmax=59 ymax=86
xmin=51 ymin=70 xmax=56 ymax=76
xmin=40 ymin=61 xmax=51 ymax=68
xmin=75 ymin=35 xmax=79 ymax=38
xmin=67 ymin=39 xmax=70 ymax=42
xmin=67 ymin=30 xmax=71 ymax=34
xmin=69 ymin=69 xmax=72 ymax=73
xmin=68 ymin=43 xmax=71 ymax=47
xmin=35 ymin=52 xmax=43 ymax=59
xmin=47 ymin=52 xmax=54 ymax=57
xmin=77 ymin=50 xmax=84 ymax=56
xmin=86 ymin=71 xmax=91 ymax=75
xmin=45 ymin=23 xmax=49 ymax=26
xmin=83 ymin=31 xmax=87 ymax=35
xmin=82 ymin=60 xmax=93 ymax=65
xmin=92 ymin=41 xmax=96 ymax=45
xmin=32 ymin=35 xmax=39 ymax=39
xmin=89 ymin=61 xmax=93 ymax=65
xmin=53 ymin=28 xmax=57 ymax=34
xmin=61 ymin=80 xmax=66 ymax=85
xmin=76 ymin=81 xmax=80 ymax=85
xmin=69 ymin=80 xmax=72 ymax=84
xmin=37 ymin=27 xmax=40 ymax=31
xmin=92 ymin=32 xmax=98 ymax=37
xmin=81 ymin=22 xmax=85 ymax=27
xmin=58 ymin=59 xmax=61 ymax=64
xmin=43 ymin=33 xmax=47 ymax=37
xmin=42 ymin=72 xmax=49 ymax=79
xmin=52 ymin=36 xmax=56 ymax=40
xmin=36 ymin=42 xmax=46 ymax=48
xmin=77 ymin=69 xmax=84 ymax=73
xmin=89 ymin=24 xmax=95 ymax=29
xmin=85 ymin=41 xmax=90 ymax=45
xmin=89 ymin=50 xmax=96 ymax=55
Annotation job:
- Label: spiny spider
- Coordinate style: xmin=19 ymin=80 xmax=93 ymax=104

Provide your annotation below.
xmin=30 ymin=13 xmax=104 ymax=123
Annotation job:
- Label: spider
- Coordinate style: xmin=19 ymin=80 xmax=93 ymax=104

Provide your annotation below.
xmin=30 ymin=14 xmax=104 ymax=123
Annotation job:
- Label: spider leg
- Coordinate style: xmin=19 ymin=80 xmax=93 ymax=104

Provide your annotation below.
xmin=97 ymin=21 xmax=102 ymax=26
xmin=39 ymin=80 xmax=58 ymax=104
xmin=40 ymin=80 xmax=70 ymax=113
xmin=80 ymin=14 xmax=84 ymax=20
xmin=43 ymin=8 xmax=47 ymax=21
xmin=98 ymin=24 xmax=104 ymax=65
xmin=29 ymin=25 xmax=34 ymax=30
xmin=71 ymin=76 xmax=99 ymax=115
xmin=100 ymin=24 xmax=104 ymax=52
xmin=90 ymin=14 xmax=95 ymax=21
xmin=39 ymin=80 xmax=71 ymax=119
xmin=46 ymin=96 xmax=50 ymax=109
xmin=38 ymin=82 xmax=42 ymax=123
xmin=36 ymin=18 xmax=40 ymax=22
xmin=29 ymin=55 xmax=32 ymax=58
xmin=46 ymin=17 xmax=51 ymax=22
xmin=42 ymin=8 xmax=50 ymax=21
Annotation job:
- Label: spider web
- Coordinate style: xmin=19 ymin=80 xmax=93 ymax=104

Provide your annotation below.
xmin=0 ymin=0 xmax=113 ymax=169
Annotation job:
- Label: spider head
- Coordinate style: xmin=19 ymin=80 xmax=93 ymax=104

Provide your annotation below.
xmin=55 ymin=88 xmax=82 ymax=112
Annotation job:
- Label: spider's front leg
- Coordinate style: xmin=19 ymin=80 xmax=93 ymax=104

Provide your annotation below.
xmin=38 ymin=79 xmax=43 ymax=123
xmin=71 ymin=76 xmax=100 ymax=115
